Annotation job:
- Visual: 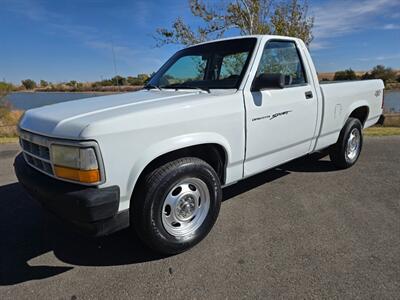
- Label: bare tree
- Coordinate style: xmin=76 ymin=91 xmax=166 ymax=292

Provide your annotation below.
xmin=155 ymin=0 xmax=314 ymax=47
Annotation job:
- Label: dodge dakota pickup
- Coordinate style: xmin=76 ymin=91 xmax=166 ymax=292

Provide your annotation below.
xmin=15 ymin=35 xmax=384 ymax=254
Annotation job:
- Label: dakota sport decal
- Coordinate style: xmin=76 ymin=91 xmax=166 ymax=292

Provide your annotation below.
xmin=252 ymin=110 xmax=292 ymax=122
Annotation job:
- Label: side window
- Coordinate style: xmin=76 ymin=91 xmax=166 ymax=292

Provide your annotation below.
xmin=256 ymin=41 xmax=307 ymax=86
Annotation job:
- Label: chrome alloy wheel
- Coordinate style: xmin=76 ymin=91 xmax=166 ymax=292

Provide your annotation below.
xmin=346 ymin=128 xmax=361 ymax=162
xmin=161 ymin=178 xmax=210 ymax=237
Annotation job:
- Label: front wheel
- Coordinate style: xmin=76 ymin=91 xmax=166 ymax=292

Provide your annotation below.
xmin=132 ymin=157 xmax=222 ymax=255
xmin=329 ymin=117 xmax=363 ymax=169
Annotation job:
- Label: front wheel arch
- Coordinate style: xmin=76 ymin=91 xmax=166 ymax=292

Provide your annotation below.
xmin=130 ymin=143 xmax=227 ymax=212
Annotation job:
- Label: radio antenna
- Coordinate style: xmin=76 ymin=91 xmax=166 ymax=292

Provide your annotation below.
xmin=111 ymin=38 xmax=120 ymax=92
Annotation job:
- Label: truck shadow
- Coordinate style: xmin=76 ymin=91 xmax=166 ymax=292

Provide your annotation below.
xmin=278 ymin=152 xmax=337 ymax=173
xmin=0 ymin=153 xmax=337 ymax=285
xmin=0 ymin=183 xmax=164 ymax=286
xmin=223 ymin=152 xmax=336 ymax=201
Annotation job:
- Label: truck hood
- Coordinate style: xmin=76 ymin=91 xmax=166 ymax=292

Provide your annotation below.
xmin=19 ymin=90 xmax=205 ymax=139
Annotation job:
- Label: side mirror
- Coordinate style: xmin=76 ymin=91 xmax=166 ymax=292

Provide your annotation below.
xmin=252 ymin=73 xmax=285 ymax=91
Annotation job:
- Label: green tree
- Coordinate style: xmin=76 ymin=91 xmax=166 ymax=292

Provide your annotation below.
xmin=111 ymin=75 xmax=127 ymax=86
xmin=334 ymin=69 xmax=357 ymax=81
xmin=99 ymin=79 xmax=113 ymax=86
xmin=137 ymin=74 xmax=150 ymax=83
xmin=127 ymin=74 xmax=150 ymax=85
xmin=127 ymin=76 xmax=141 ymax=86
xmin=155 ymin=0 xmax=314 ymax=47
xmin=66 ymin=80 xmax=77 ymax=87
xmin=362 ymin=65 xmax=397 ymax=84
xmin=40 ymin=80 xmax=49 ymax=87
xmin=21 ymin=79 xmax=37 ymax=90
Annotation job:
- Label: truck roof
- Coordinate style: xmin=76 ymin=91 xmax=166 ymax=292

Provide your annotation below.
xmin=188 ymin=34 xmax=300 ymax=48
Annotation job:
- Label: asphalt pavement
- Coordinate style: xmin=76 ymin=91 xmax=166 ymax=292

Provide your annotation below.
xmin=0 ymin=137 xmax=399 ymax=299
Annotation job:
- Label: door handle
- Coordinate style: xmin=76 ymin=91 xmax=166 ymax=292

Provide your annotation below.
xmin=305 ymin=91 xmax=313 ymax=99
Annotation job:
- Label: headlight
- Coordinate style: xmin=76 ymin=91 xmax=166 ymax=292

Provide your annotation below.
xmin=51 ymin=144 xmax=101 ymax=184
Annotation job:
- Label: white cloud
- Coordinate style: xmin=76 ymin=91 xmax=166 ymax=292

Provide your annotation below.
xmin=383 ymin=24 xmax=400 ymax=30
xmin=391 ymin=12 xmax=400 ymax=18
xmin=311 ymin=0 xmax=400 ymax=49
xmin=357 ymin=53 xmax=400 ymax=61
xmin=309 ymin=41 xmax=329 ymax=50
xmin=2 ymin=0 xmax=58 ymax=21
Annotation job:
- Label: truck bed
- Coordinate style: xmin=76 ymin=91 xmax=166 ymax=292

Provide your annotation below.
xmin=314 ymin=79 xmax=384 ymax=151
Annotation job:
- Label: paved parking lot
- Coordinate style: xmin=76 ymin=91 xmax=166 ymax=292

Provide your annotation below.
xmin=0 ymin=137 xmax=399 ymax=299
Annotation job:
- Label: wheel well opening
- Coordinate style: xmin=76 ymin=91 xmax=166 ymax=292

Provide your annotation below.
xmin=349 ymin=106 xmax=369 ymax=126
xmin=131 ymin=144 xmax=227 ymax=204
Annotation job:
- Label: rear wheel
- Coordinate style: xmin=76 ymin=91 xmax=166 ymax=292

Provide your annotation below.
xmin=132 ymin=157 xmax=221 ymax=255
xmin=329 ymin=117 xmax=363 ymax=169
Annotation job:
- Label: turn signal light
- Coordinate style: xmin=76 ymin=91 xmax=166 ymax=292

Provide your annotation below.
xmin=54 ymin=165 xmax=100 ymax=183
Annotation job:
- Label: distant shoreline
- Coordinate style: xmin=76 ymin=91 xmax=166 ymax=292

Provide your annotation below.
xmin=12 ymin=85 xmax=144 ymax=94
xmin=14 ymin=90 xmax=120 ymax=94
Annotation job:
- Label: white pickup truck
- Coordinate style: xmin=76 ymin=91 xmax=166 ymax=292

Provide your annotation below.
xmin=15 ymin=35 xmax=384 ymax=254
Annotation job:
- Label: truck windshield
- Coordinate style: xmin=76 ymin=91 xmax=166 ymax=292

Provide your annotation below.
xmin=147 ymin=38 xmax=257 ymax=90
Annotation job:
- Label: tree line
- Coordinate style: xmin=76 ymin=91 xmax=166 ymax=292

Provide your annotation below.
xmin=12 ymin=74 xmax=152 ymax=91
xmin=12 ymin=65 xmax=400 ymax=92
xmin=323 ymin=65 xmax=400 ymax=84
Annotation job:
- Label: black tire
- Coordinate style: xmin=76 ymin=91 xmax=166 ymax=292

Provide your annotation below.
xmin=329 ymin=117 xmax=363 ymax=169
xmin=132 ymin=157 xmax=222 ymax=255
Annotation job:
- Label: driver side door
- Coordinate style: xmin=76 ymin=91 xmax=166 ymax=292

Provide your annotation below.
xmin=243 ymin=40 xmax=318 ymax=176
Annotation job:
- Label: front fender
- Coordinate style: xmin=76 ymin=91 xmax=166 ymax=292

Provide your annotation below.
xmin=126 ymin=132 xmax=232 ymax=197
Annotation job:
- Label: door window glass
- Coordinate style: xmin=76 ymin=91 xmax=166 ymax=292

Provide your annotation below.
xmin=256 ymin=41 xmax=307 ymax=86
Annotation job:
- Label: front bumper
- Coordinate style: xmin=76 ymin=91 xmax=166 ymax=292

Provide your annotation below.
xmin=14 ymin=153 xmax=129 ymax=236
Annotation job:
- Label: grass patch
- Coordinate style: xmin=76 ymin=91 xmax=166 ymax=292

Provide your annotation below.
xmin=0 ymin=136 xmax=18 ymax=144
xmin=382 ymin=113 xmax=400 ymax=127
xmin=364 ymin=127 xmax=400 ymax=136
xmin=0 ymin=108 xmax=23 ymax=140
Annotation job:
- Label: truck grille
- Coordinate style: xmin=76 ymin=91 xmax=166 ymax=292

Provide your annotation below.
xmin=19 ymin=131 xmax=54 ymax=176
xmin=21 ymin=139 xmax=50 ymax=160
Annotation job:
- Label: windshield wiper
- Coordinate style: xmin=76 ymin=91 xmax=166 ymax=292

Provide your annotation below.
xmin=162 ymin=84 xmax=210 ymax=93
xmin=143 ymin=84 xmax=161 ymax=91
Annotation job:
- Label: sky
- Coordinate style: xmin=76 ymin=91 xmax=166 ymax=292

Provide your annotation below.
xmin=0 ymin=0 xmax=399 ymax=84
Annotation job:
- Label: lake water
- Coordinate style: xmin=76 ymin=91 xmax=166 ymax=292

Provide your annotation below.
xmin=3 ymin=90 xmax=400 ymax=112
xmin=3 ymin=92 xmax=102 ymax=110
xmin=384 ymin=90 xmax=400 ymax=113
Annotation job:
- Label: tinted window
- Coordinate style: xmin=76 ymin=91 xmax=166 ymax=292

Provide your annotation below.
xmin=218 ymin=52 xmax=248 ymax=80
xmin=148 ymin=38 xmax=257 ymax=89
xmin=159 ymin=55 xmax=207 ymax=86
xmin=256 ymin=41 xmax=307 ymax=86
